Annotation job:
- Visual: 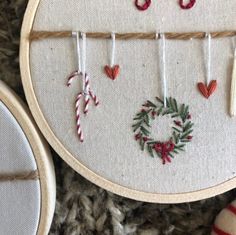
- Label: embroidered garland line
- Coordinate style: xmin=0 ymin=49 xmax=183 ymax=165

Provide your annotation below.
xmin=29 ymin=31 xmax=236 ymax=41
xmin=0 ymin=170 xmax=39 ymax=182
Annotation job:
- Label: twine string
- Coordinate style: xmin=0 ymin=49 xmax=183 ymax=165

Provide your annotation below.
xmin=29 ymin=30 xmax=236 ymax=41
xmin=0 ymin=170 xmax=39 ymax=182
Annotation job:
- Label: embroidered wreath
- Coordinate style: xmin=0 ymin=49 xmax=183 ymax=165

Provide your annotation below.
xmin=132 ymin=97 xmax=194 ymax=164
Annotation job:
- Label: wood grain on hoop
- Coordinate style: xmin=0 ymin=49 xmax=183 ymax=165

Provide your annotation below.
xmin=0 ymin=81 xmax=56 ymax=235
xmin=20 ymin=0 xmax=236 ymax=204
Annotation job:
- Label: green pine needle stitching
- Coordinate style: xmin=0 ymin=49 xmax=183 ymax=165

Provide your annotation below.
xmin=132 ymin=97 xmax=194 ymax=162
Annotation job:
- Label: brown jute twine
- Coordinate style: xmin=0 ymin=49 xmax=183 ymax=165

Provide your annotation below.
xmin=0 ymin=170 xmax=39 ymax=182
xmin=29 ymin=30 xmax=236 ymax=41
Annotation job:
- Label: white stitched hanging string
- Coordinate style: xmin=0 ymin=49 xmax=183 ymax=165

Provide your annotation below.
xmin=160 ymin=33 xmax=168 ymax=108
xmin=206 ymin=33 xmax=212 ymax=86
xmin=110 ymin=32 xmax=116 ymax=67
xmin=230 ymin=39 xmax=236 ymax=117
xmin=75 ymin=31 xmax=82 ymax=73
xmin=81 ymin=32 xmax=87 ymax=93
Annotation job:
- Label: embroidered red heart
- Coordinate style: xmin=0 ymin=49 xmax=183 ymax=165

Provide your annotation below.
xmin=104 ymin=65 xmax=120 ymax=80
xmin=197 ymin=80 xmax=217 ymax=99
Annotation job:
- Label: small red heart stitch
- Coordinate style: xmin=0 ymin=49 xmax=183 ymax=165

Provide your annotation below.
xmin=197 ymin=80 xmax=217 ymax=99
xmin=104 ymin=65 xmax=120 ymax=80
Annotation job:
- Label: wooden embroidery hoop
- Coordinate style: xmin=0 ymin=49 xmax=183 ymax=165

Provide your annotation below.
xmin=20 ymin=0 xmax=236 ymax=204
xmin=0 ymin=80 xmax=56 ymax=235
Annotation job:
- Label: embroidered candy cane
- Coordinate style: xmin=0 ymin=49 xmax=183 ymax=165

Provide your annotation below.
xmin=135 ymin=0 xmax=151 ymax=11
xmin=179 ymin=0 xmax=196 ymax=9
xmin=83 ymin=73 xmax=99 ymax=114
xmin=67 ymin=31 xmax=99 ymax=142
xmin=75 ymin=92 xmax=84 ymax=142
xmin=67 ymin=70 xmax=79 ymax=87
xmin=74 ymin=74 xmax=99 ymax=142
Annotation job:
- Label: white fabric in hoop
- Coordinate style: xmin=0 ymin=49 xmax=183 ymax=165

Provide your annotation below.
xmin=30 ymin=0 xmax=236 ymax=194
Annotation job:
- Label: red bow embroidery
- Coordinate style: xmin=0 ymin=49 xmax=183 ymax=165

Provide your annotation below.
xmin=153 ymin=141 xmax=175 ymax=164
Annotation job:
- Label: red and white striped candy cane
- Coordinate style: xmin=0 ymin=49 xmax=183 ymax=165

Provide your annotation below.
xmin=67 ymin=71 xmax=99 ymax=142
xmin=67 ymin=70 xmax=80 ymax=87
xmin=75 ymin=92 xmax=84 ymax=142
xmin=83 ymin=73 xmax=90 ymax=114
xmin=67 ymin=32 xmax=99 ymax=142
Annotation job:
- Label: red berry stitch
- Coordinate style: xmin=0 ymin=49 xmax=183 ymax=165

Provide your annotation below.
xmin=174 ymin=120 xmax=182 ymax=127
xmin=179 ymin=0 xmax=196 ymax=10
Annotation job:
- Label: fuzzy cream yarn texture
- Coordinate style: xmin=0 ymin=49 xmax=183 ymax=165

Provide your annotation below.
xmin=51 ymin=162 xmax=236 ymax=235
xmin=1 ymin=0 xmax=236 ymax=234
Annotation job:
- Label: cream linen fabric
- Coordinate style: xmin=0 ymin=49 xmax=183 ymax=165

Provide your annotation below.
xmin=30 ymin=0 xmax=236 ymax=194
xmin=0 ymin=102 xmax=40 ymax=235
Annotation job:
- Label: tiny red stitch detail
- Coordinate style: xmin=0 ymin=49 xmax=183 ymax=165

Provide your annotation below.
xmin=135 ymin=0 xmax=151 ymax=11
xmin=179 ymin=0 xmax=196 ymax=10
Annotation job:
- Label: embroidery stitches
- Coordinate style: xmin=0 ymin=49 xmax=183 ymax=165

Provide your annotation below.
xmin=179 ymin=0 xmax=196 ymax=10
xmin=132 ymin=97 xmax=194 ymax=164
xmin=67 ymin=32 xmax=99 ymax=142
xmin=135 ymin=0 xmax=151 ymax=11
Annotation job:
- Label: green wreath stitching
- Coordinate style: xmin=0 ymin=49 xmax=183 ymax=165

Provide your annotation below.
xmin=132 ymin=97 xmax=194 ymax=164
